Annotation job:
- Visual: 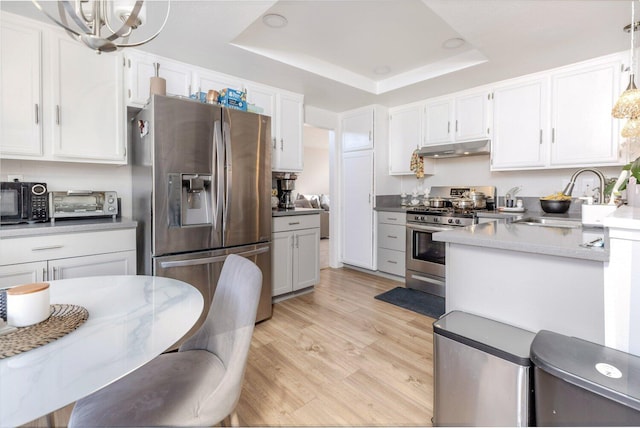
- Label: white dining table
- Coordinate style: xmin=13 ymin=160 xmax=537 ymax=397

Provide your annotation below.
xmin=0 ymin=275 xmax=204 ymax=427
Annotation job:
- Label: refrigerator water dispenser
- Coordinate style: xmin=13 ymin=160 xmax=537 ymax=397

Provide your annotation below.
xmin=168 ymin=173 xmax=213 ymax=227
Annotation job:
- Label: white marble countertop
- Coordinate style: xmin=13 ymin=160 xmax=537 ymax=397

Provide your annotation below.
xmin=603 ymin=205 xmax=640 ymax=230
xmin=0 ymin=275 xmax=203 ymax=427
xmin=0 ymin=218 xmax=137 ymax=238
xmin=433 ymin=220 xmax=608 ymax=262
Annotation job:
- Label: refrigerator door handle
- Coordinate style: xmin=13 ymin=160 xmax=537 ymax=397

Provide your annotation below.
xmin=223 ymin=120 xmax=232 ymax=233
xmin=213 ymin=120 xmax=224 ymax=226
xmin=159 ymin=246 xmax=269 ymax=269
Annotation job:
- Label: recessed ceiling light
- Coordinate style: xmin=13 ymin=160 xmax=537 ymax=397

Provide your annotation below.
xmin=374 ymin=65 xmax=391 ymax=75
xmin=262 ymin=13 xmax=288 ymax=29
xmin=442 ymin=37 xmax=465 ymax=49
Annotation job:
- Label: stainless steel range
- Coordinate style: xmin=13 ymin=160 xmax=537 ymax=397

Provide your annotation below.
xmin=405 ymin=186 xmax=496 ymax=297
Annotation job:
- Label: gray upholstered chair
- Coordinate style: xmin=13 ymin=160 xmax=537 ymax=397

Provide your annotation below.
xmin=68 ymin=254 xmax=262 ymax=427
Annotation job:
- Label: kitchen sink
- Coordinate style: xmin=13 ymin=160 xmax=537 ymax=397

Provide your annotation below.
xmin=511 ymin=217 xmax=582 ymax=229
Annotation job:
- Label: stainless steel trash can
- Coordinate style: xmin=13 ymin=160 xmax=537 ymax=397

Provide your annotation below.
xmin=433 ymin=311 xmax=536 ymax=426
xmin=531 ymin=330 xmax=640 ymax=426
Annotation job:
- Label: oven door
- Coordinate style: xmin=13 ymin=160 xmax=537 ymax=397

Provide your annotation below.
xmin=405 ymin=223 xmax=452 ymax=297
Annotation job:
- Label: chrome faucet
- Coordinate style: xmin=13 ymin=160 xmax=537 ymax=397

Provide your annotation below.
xmin=562 ymin=168 xmax=606 ymax=204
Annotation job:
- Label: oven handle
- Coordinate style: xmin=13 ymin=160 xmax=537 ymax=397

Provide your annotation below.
xmin=407 ymin=223 xmax=454 ymax=233
xmin=410 ymin=273 xmax=445 ymax=287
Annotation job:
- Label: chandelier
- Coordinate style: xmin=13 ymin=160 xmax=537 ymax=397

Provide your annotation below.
xmin=31 ymin=0 xmax=170 ymax=53
xmin=613 ymin=1 xmax=640 ymax=119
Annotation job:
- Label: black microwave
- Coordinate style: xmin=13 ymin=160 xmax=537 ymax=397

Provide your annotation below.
xmin=0 ymin=181 xmax=48 ymax=225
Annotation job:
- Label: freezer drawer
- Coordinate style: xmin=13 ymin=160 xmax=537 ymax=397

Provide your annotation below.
xmin=153 ymin=242 xmax=272 ymax=350
xmin=433 ymin=311 xmax=535 ymax=427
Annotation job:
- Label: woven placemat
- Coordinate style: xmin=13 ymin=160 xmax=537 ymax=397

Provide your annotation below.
xmin=0 ymin=304 xmax=88 ymax=359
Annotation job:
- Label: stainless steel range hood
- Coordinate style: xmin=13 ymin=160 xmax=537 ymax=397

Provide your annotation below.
xmin=417 ymin=140 xmax=490 ymax=158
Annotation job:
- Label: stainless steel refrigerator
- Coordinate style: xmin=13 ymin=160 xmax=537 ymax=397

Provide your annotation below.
xmin=132 ymin=95 xmax=272 ymax=347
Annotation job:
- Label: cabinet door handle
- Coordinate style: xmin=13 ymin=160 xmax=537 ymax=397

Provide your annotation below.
xmin=32 ymin=245 xmax=63 ymax=251
xmin=455 ymin=120 xmax=458 ymax=132
xmin=56 ymin=105 xmax=60 ymax=125
xmin=42 ymin=268 xmax=47 ymax=281
xmin=387 ymin=260 xmax=398 ymax=264
xmin=280 ymin=138 xmax=284 ymax=150
xmin=387 ymin=217 xmax=397 ymax=221
xmin=387 ymin=235 xmax=397 ymax=239
xmin=288 ymin=221 xmax=300 ymax=225
xmin=447 ymin=121 xmax=450 ymax=133
xmin=35 ymin=104 xmax=39 ymax=124
xmin=273 ymin=137 xmax=277 ymax=149
xmin=52 ymin=267 xmax=58 ymax=280
xmin=368 ymin=131 xmax=372 ymax=142
xmin=539 ymin=129 xmax=543 ymax=144
xmin=295 ymin=235 xmax=299 ymax=248
xmin=552 ymin=128 xmax=555 ymax=143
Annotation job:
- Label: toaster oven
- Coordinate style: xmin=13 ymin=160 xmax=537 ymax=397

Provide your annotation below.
xmin=49 ymin=190 xmax=118 ymax=222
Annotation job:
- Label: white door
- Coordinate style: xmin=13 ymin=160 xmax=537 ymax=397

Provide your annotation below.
xmin=342 ymin=108 xmax=374 ymax=152
xmin=551 ymin=60 xmax=621 ymax=166
xmin=424 ymin=99 xmax=453 ymax=144
xmin=389 ymin=105 xmax=422 ymax=175
xmin=51 ymin=34 xmax=125 ymax=162
xmin=50 ymin=251 xmax=136 ymax=280
xmin=342 ymin=150 xmax=375 ymax=270
xmin=271 ymin=231 xmax=294 ymax=297
xmin=0 ymin=17 xmax=42 ymax=157
xmin=293 ymin=228 xmax=320 ymax=290
xmin=491 ymin=79 xmax=548 ymax=170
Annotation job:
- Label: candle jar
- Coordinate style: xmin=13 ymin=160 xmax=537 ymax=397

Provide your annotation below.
xmin=7 ymin=283 xmax=50 ymax=327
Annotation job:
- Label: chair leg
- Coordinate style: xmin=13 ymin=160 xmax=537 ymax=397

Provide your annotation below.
xmin=220 ymin=411 xmax=239 ymax=427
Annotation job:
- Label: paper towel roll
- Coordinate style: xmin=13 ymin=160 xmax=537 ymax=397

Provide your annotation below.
xmin=150 ymin=76 xmax=166 ymax=96
xmin=7 ymin=282 xmax=50 ymax=327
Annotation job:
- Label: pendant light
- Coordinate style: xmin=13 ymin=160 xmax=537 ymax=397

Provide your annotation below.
xmin=612 ymin=1 xmax=640 ymax=119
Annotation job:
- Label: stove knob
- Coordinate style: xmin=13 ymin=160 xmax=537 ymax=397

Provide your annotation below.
xmin=455 ymin=219 xmax=461 ymax=225
xmin=433 ymin=217 xmax=439 ymax=222
xmin=448 ymin=218 xmax=453 ymax=224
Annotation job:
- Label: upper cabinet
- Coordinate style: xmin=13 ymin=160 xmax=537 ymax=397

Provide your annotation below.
xmin=491 ymin=53 xmax=624 ymax=171
xmin=424 ymin=90 xmax=491 ymax=146
xmin=342 ymin=107 xmax=375 ymax=152
xmin=550 ymin=57 xmax=621 ymax=167
xmin=0 ymin=13 xmax=126 ymax=165
xmin=247 ymin=84 xmax=303 ymax=172
xmin=491 ymin=77 xmax=548 ymax=170
xmin=388 ymin=103 xmax=434 ymax=175
xmin=124 ymin=50 xmax=192 ymax=105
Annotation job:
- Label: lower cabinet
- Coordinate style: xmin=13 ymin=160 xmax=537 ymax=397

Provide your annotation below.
xmin=377 ymin=211 xmax=406 ymax=277
xmin=0 ymin=228 xmax=136 ymax=287
xmin=272 ymin=214 xmax=320 ymax=298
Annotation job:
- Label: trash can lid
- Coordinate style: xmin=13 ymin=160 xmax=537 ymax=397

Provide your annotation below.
xmin=531 ymin=330 xmax=640 ymax=412
xmin=433 ymin=310 xmax=536 ymax=366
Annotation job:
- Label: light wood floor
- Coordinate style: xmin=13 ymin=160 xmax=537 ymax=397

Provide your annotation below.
xmin=24 ymin=267 xmax=435 ymax=427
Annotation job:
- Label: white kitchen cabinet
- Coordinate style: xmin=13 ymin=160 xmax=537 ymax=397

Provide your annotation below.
xmin=0 ymin=13 xmax=126 ymax=164
xmin=248 ymin=84 xmax=304 ymax=172
xmin=424 ymin=90 xmax=491 ymax=146
xmin=124 ymin=50 xmax=192 ymax=106
xmin=272 ymin=215 xmax=320 ymax=298
xmin=491 ymin=53 xmax=624 ymax=171
xmin=376 ymin=211 xmax=406 ymax=277
xmin=341 ymin=150 xmax=376 ymax=270
xmin=342 ymin=106 xmax=375 ymax=152
xmin=550 ymin=57 xmax=621 ymax=167
xmin=491 ymin=78 xmax=548 ymax=170
xmin=0 ymin=15 xmax=42 ymax=157
xmin=388 ymin=103 xmax=435 ymax=175
xmin=0 ymin=228 xmax=137 ymax=287
xmin=192 ymin=67 xmax=243 ymax=96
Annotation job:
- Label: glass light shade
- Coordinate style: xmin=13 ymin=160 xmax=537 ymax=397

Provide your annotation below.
xmin=612 ymin=75 xmax=640 ymax=119
xmin=622 ymin=118 xmax=640 ymax=137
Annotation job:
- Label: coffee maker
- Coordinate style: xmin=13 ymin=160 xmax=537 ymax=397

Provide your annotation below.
xmin=275 ymin=173 xmax=297 ymax=209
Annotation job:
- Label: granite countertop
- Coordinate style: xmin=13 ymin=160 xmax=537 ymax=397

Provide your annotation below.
xmin=433 ymin=220 xmax=608 ymax=262
xmin=272 ymin=207 xmax=324 ymax=217
xmin=0 ymin=218 xmax=138 ymax=238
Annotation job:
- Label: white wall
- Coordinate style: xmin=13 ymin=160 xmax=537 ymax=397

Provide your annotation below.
xmin=0 ymin=160 xmax=133 ymax=217
xmin=296 ymin=140 xmax=330 ymax=196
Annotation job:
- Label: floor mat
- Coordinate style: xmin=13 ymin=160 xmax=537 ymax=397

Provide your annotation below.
xmin=374 ymin=287 xmax=445 ymax=319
